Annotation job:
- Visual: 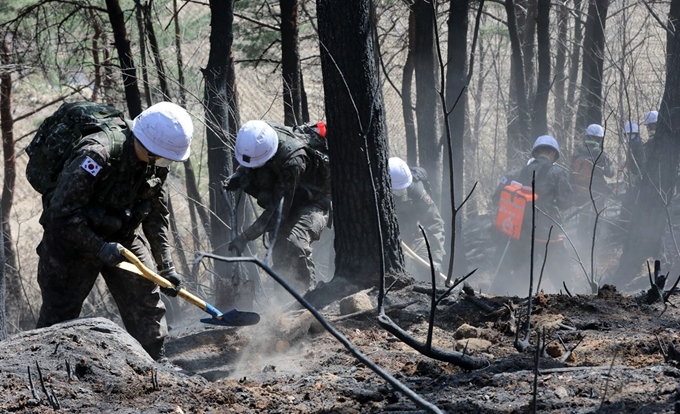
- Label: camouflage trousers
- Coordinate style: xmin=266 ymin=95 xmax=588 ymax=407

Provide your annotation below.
xmin=271 ymin=200 xmax=329 ymax=293
xmin=36 ymin=231 xmax=167 ymax=359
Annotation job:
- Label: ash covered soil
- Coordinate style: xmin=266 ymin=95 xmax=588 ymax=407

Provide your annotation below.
xmin=1 ymin=283 xmax=680 ymax=413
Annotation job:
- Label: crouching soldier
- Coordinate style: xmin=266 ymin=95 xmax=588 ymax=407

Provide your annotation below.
xmin=388 ymin=157 xmax=446 ymax=283
xmin=491 ymin=135 xmax=573 ymax=296
xmin=33 ymin=102 xmax=193 ymax=360
xmin=224 ymin=120 xmax=331 ymax=293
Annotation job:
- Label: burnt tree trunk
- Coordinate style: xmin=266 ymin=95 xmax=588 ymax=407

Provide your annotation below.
xmin=444 ymin=0 xmax=469 ymax=276
xmin=552 ymin=2 xmax=569 ymax=147
xmin=90 ymin=10 xmax=103 ymax=102
xmin=105 ymin=0 xmax=143 ymax=117
xmin=317 ymin=0 xmax=405 ymax=283
xmin=614 ymin=0 xmax=680 ymax=285
xmin=413 ymin=0 xmax=440 ymax=201
xmin=519 ymin=0 xmax=537 ymax=104
xmin=505 ymin=0 xmax=531 ymax=166
xmin=204 ymin=0 xmax=253 ymax=310
xmin=1 ymin=34 xmax=21 ymax=333
xmin=574 ymin=0 xmax=609 ymax=134
xmin=402 ymin=8 xmax=417 ymax=165
xmin=668 ymin=0 xmax=680 ymax=72
xmin=134 ymin=1 xmax=152 ymax=106
xmin=142 ymin=0 xmax=170 ymax=101
xmin=565 ymin=0 xmax=584 ymax=144
xmin=530 ymin=0 xmax=550 ymax=138
xmin=280 ymin=0 xmax=303 ymax=126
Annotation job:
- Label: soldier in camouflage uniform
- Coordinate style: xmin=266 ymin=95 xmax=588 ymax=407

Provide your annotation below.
xmin=35 ymin=102 xmax=193 ymax=360
xmin=388 ymin=157 xmax=446 ymax=282
xmin=224 ymin=120 xmax=330 ymax=293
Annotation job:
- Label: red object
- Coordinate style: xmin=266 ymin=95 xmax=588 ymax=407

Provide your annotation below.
xmin=495 ymin=182 xmax=537 ymax=240
xmin=316 ymin=121 xmax=327 ymax=138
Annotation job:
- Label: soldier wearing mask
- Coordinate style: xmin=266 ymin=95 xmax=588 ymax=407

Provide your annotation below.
xmin=388 ymin=157 xmax=446 ymax=283
xmin=35 ymin=102 xmax=193 ymax=360
xmin=224 ymin=120 xmax=330 ymax=293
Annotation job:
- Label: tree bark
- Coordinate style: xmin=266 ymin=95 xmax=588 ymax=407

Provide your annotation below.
xmin=0 ymin=34 xmax=20 ymax=334
xmin=413 ymin=0 xmax=440 ymax=201
xmin=105 ymin=0 xmax=143 ymax=117
xmin=142 ymin=0 xmax=170 ymax=101
xmin=317 ymin=0 xmax=405 ymax=283
xmin=574 ymin=0 xmax=609 ymax=134
xmin=519 ymin=0 xmax=537 ymax=104
xmin=552 ymin=2 xmax=569 ymax=148
xmin=204 ymin=0 xmax=253 ymax=310
xmin=444 ymin=0 xmax=469 ymax=276
xmin=530 ymin=0 xmax=550 ymax=138
xmin=134 ymin=1 xmax=152 ymax=107
xmin=565 ymin=0 xmax=584 ymax=145
xmin=402 ymin=8 xmax=417 ymax=165
xmin=505 ymin=0 xmax=531 ymax=166
xmin=614 ymin=0 xmax=680 ymax=285
xmin=280 ymin=0 xmax=303 ymax=126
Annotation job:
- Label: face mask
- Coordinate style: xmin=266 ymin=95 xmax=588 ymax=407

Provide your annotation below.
xmin=153 ymin=157 xmax=174 ymax=168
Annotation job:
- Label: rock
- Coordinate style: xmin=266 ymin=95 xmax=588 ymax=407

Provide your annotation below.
xmin=546 ymin=341 xmax=563 ymax=358
xmin=453 ymin=323 xmax=479 ymax=339
xmin=554 ymin=386 xmax=569 ymax=399
xmin=339 ymin=292 xmax=373 ymax=315
xmin=455 ymin=338 xmax=492 ymax=353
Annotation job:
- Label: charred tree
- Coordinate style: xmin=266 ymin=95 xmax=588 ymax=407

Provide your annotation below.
xmin=413 ymin=0 xmax=440 ymax=201
xmin=444 ymin=0 xmax=470 ymax=275
xmin=669 ymin=0 xmax=680 ymax=71
xmin=553 ymin=2 xmax=569 ymax=147
xmin=505 ymin=0 xmax=531 ymax=166
xmin=317 ymin=0 xmax=405 ymax=283
xmin=0 ymin=34 xmax=23 ymax=332
xmin=565 ymin=0 xmax=584 ymax=144
xmin=402 ymin=8 xmax=417 ymax=166
xmin=614 ymin=0 xmax=680 ymax=285
xmin=574 ymin=0 xmax=609 ymax=134
xmin=280 ymin=0 xmax=303 ymax=126
xmin=530 ymin=0 xmax=550 ymax=138
xmin=518 ymin=0 xmax=537 ymax=103
xmin=104 ymin=0 xmax=143 ymax=117
xmin=203 ymin=0 xmax=252 ymax=310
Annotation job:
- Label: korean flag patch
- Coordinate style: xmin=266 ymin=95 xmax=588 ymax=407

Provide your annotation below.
xmin=81 ymin=156 xmax=102 ymax=177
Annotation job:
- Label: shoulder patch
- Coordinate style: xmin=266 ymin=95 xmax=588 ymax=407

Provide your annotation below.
xmin=81 ymin=156 xmax=102 ymax=177
xmin=500 ymin=176 xmax=508 ymax=185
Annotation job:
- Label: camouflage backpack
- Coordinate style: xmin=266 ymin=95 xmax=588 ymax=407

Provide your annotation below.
xmin=266 ymin=121 xmax=331 ymax=194
xmin=26 ymin=101 xmax=129 ymax=195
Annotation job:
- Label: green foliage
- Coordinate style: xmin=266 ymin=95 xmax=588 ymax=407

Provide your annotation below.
xmin=233 ymin=0 xmax=282 ymax=65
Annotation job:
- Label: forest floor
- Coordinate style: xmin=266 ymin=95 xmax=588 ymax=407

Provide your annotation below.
xmin=1 ymin=281 xmax=679 ymax=413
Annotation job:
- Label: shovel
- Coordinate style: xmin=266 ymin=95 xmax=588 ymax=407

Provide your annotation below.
xmin=116 ymin=247 xmax=260 ymax=327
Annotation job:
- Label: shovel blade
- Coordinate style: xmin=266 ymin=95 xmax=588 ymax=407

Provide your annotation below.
xmin=200 ymin=309 xmax=260 ymax=327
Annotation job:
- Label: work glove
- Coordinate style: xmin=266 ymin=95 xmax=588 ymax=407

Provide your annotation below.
xmin=228 ymin=233 xmax=249 ymax=255
xmin=98 ymin=242 xmax=124 ymax=267
xmin=159 ymin=267 xmax=182 ymax=297
xmin=223 ymin=170 xmax=243 ymax=192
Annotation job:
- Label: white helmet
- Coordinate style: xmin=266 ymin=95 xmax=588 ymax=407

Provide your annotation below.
xmin=235 ymin=120 xmax=279 ymax=168
xmin=585 ymin=124 xmax=605 ymax=138
xmin=388 ymin=157 xmax=412 ymax=190
xmin=133 ymin=102 xmax=193 ymax=162
xmin=644 ymin=111 xmax=658 ymax=125
xmin=531 ymin=135 xmax=560 ymax=161
xmin=624 ymin=121 xmax=639 ymax=134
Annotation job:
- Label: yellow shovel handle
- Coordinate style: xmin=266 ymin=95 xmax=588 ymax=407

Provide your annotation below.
xmin=400 ymin=240 xmax=447 ymax=282
xmin=118 ymin=247 xmax=209 ymax=312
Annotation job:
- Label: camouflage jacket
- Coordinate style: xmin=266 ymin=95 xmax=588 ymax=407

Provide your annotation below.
xmin=39 ymin=131 xmax=173 ymax=269
xmin=394 ymin=180 xmax=446 ymax=264
xmin=493 ymin=156 xmax=574 ymax=239
xmin=231 ymin=133 xmax=331 ymax=242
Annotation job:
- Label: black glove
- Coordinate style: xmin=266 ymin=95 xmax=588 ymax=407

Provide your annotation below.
xmin=228 ymin=233 xmax=249 ymax=255
xmin=159 ymin=267 xmax=182 ymax=297
xmin=97 ymin=242 xmax=123 ymax=267
xmin=223 ymin=170 xmax=243 ymax=192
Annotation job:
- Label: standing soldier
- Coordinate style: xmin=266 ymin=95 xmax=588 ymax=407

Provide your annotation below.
xmin=570 ymin=124 xmax=614 ymax=244
xmin=388 ymin=157 xmax=446 ymax=283
xmin=491 ymin=136 xmax=573 ymax=295
xmin=643 ymin=110 xmax=658 ymax=145
xmin=223 ymin=120 xmax=331 ymax=293
xmin=619 ymin=121 xmax=646 ymax=230
xmin=34 ymin=102 xmax=193 ymax=360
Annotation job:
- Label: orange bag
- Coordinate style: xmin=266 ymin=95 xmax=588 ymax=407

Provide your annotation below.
xmin=495 ymin=181 xmax=538 ymax=240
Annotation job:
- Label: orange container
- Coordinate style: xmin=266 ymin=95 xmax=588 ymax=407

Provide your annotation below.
xmin=495 ymin=181 xmax=538 ymax=240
